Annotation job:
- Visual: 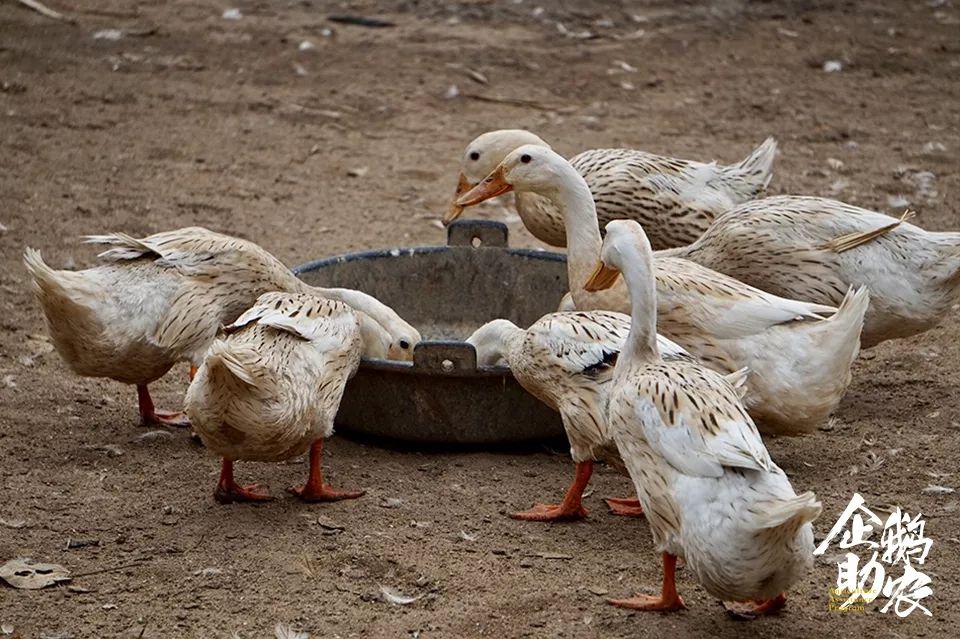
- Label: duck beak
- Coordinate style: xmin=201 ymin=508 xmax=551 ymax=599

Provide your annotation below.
xmin=455 ymin=166 xmax=513 ymax=209
xmin=584 ymin=261 xmax=621 ymax=291
xmin=443 ymin=173 xmax=473 ymax=226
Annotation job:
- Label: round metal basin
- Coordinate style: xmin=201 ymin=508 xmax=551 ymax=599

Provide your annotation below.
xmin=293 ymin=220 xmax=568 ymax=444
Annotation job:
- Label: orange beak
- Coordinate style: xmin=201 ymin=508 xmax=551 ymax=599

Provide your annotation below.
xmin=455 ymin=166 xmax=514 ymax=210
xmin=443 ymin=173 xmax=474 ymax=226
xmin=583 ymin=261 xmax=621 ymax=291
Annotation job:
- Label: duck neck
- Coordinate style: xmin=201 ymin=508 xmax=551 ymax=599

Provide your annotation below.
xmin=542 ymin=167 xmax=604 ymax=294
xmin=617 ymin=245 xmax=661 ymax=370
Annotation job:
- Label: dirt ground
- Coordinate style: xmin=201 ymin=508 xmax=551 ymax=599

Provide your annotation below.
xmin=1 ymin=0 xmax=959 ymax=637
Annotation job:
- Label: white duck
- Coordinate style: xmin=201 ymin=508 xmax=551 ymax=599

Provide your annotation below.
xmin=587 ymin=220 xmax=820 ymax=616
xmin=444 ymin=129 xmax=777 ymax=250
xmin=24 ymin=228 xmax=420 ymax=427
xmin=186 ymin=292 xmax=377 ymax=503
xmin=468 ymin=311 xmax=692 ymax=520
xmin=660 ymin=196 xmax=960 ymax=347
xmin=456 ymin=146 xmax=868 ymax=434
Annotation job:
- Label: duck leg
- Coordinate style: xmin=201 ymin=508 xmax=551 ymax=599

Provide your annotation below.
xmin=608 ymin=553 xmax=686 ymax=612
xmin=724 ymin=593 xmax=787 ymax=619
xmin=604 ymin=496 xmax=645 ymax=517
xmin=137 ymin=384 xmax=190 ymax=428
xmin=287 ymin=439 xmax=366 ymax=502
xmin=214 ymin=458 xmax=272 ymax=504
xmin=510 ymin=460 xmax=592 ymax=522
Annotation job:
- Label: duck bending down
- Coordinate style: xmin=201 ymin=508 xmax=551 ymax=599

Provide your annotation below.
xmin=444 ymin=129 xmax=776 ymax=250
xmin=186 ymin=292 xmax=375 ymax=503
xmin=588 ymin=220 xmax=821 ymax=616
xmin=24 ymin=227 xmax=420 ymax=427
xmin=468 ymin=312 xmax=693 ymax=521
xmin=659 ymin=196 xmax=960 ymax=347
xmin=457 ymin=146 xmax=868 ymax=434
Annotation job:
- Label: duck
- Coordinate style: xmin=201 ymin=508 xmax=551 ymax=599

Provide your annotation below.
xmin=456 ymin=146 xmax=869 ymax=434
xmin=24 ymin=227 xmax=420 ymax=427
xmin=658 ymin=196 xmax=960 ymax=347
xmin=586 ymin=219 xmax=821 ymax=616
xmin=444 ymin=129 xmax=777 ymax=250
xmin=467 ymin=311 xmax=693 ymax=521
xmin=185 ymin=292 xmax=374 ymax=504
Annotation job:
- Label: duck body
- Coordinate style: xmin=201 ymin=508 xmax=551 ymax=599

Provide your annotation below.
xmin=661 ymin=196 xmax=960 ymax=347
xmin=468 ymin=311 xmax=691 ymax=520
xmin=609 ymin=359 xmax=819 ymax=604
xmin=186 ymin=292 xmax=367 ymax=503
xmin=188 ymin=292 xmax=360 ymax=462
xmin=24 ymin=227 xmax=420 ymax=426
xmin=448 ymin=129 xmax=777 ymax=250
xmin=590 ymin=220 xmax=820 ymax=614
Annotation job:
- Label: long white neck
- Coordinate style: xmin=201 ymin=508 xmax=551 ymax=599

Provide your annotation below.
xmin=616 ymin=243 xmax=660 ymax=369
xmin=541 ymin=165 xmax=604 ymax=297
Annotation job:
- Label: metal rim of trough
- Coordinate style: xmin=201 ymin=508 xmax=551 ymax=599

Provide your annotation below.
xmin=292 ymin=219 xmax=569 ymax=444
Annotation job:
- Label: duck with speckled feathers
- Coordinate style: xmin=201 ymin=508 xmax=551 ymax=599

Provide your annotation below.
xmin=445 ymin=129 xmax=776 ymax=250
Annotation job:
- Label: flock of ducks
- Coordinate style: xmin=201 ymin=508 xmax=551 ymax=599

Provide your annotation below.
xmin=23 ymin=128 xmax=960 ymax=619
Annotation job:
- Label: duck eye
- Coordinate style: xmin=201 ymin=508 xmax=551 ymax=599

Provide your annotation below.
xmin=520 ymin=154 xmax=531 ymax=164
xmin=399 ymin=340 xmax=411 ymax=349
xmin=469 ymin=151 xmax=480 ymax=161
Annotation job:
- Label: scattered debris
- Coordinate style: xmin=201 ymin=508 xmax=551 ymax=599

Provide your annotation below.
xmin=1 ymin=624 xmax=13 ymax=635
xmin=444 ymin=84 xmax=460 ymax=100
xmin=0 ymin=518 xmax=26 ymax=529
xmin=378 ymin=585 xmax=423 ymax=605
xmin=329 ymin=15 xmax=395 ymax=28
xmin=379 ymin=497 xmax=403 ymax=508
xmin=67 ymin=585 xmax=90 ymax=593
xmin=222 ymin=8 xmax=242 ymax=20
xmin=317 ymin=516 xmax=345 ymax=532
xmin=102 ymin=603 xmax=117 ymax=610
xmin=778 ymin=27 xmax=799 ymax=38
xmin=923 ymin=484 xmax=955 ymax=495
xmin=822 ymin=60 xmax=843 ymax=73
xmin=82 ymin=444 xmax=123 ymax=457
xmin=275 ymin=623 xmax=309 ymax=639
xmin=16 ymin=0 xmax=73 ymax=23
xmin=192 ymin=567 xmax=223 ymax=577
xmin=826 ymin=157 xmax=844 ymax=171
xmin=460 ymin=92 xmax=561 ymax=112
xmin=0 ymin=222 xmax=7 ymax=235
xmin=586 ymin=585 xmax=609 ymax=596
xmin=347 ymin=167 xmax=368 ymax=178
xmin=887 ymin=194 xmax=910 ymax=209
xmin=298 ymin=41 xmax=315 ymax=52
xmin=65 ymin=538 xmax=100 ymax=550
xmin=93 ymin=29 xmax=123 ymax=41
xmin=1 ymin=375 xmax=15 ymax=389
xmin=466 ymin=69 xmax=488 ymax=85
xmin=556 ymin=22 xmax=594 ymax=40
xmin=613 ymin=60 xmax=637 ymax=72
xmin=0 ymin=558 xmax=71 ymax=589
xmin=134 ymin=430 xmax=174 ymax=442
xmin=922 ymin=141 xmax=947 ymax=154
xmin=458 ymin=530 xmax=477 ymax=542
xmin=293 ymin=62 xmax=308 ymax=77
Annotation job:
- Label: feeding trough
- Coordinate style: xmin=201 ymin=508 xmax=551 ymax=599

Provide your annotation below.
xmin=294 ymin=220 xmax=568 ymax=445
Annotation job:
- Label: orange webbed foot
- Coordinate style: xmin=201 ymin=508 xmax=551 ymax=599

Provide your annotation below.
xmin=724 ymin=593 xmax=787 ymax=619
xmin=214 ymin=482 xmax=273 ymax=504
xmin=510 ymin=502 xmax=588 ymax=522
xmin=607 ymin=593 xmax=686 ymax=612
xmin=604 ymin=497 xmax=645 ymax=517
xmin=287 ymin=483 xmax=366 ymax=503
